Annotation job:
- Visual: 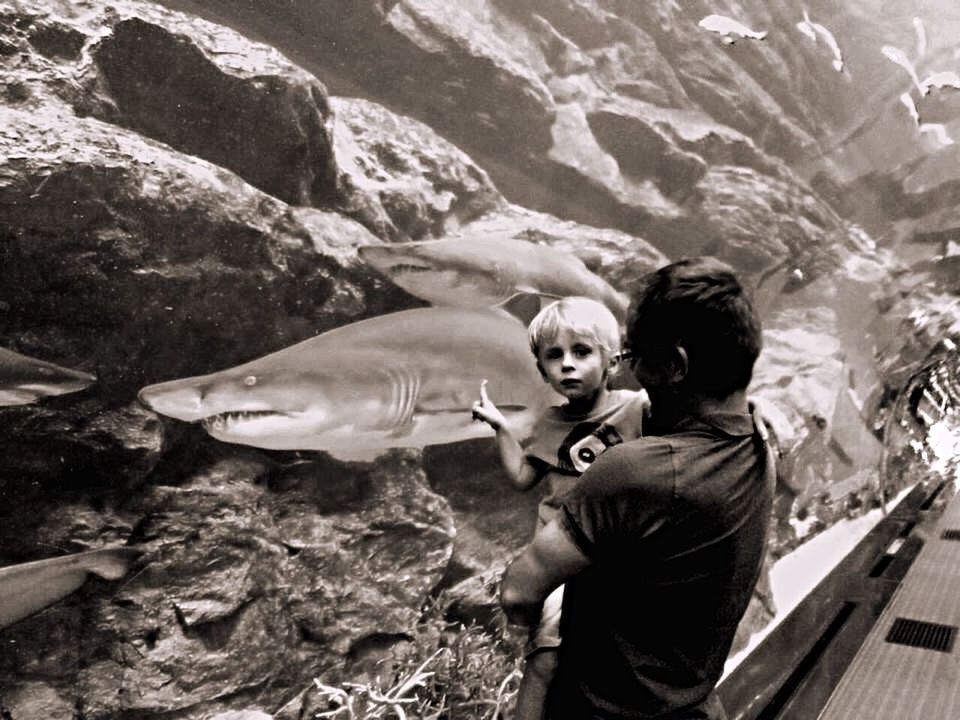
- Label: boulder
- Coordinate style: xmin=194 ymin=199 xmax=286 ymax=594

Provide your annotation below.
xmin=4 ymin=0 xmax=340 ymax=209
xmin=0 ymin=447 xmax=454 ymax=719
xmin=330 ymin=96 xmax=504 ymax=240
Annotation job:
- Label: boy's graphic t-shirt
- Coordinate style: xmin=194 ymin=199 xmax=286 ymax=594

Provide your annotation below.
xmin=523 ymin=388 xmax=647 ymax=526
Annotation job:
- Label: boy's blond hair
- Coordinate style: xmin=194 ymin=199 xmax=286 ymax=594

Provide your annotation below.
xmin=527 ymin=297 xmax=622 ymax=360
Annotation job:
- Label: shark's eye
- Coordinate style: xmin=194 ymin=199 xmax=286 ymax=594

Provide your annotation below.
xmin=244 ymin=375 xmax=257 ymax=387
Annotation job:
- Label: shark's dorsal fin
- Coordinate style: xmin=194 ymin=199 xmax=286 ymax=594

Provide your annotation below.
xmin=571 ymin=249 xmax=604 ymax=273
xmin=494 ymin=292 xmax=549 ymax=326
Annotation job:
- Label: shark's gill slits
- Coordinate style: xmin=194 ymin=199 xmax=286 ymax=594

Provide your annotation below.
xmin=495 ymin=268 xmax=518 ymax=302
xmin=384 ymin=367 xmax=421 ymax=433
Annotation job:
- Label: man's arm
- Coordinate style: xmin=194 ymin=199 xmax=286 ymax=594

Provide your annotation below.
xmin=500 ymin=519 xmax=591 ymax=626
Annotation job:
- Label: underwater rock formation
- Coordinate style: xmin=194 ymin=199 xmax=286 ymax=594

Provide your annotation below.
xmin=0 ymin=447 xmax=454 ymax=719
xmin=1 ymin=0 xmax=957 ymax=717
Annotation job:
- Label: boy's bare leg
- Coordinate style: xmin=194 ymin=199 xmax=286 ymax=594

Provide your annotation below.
xmin=514 ymin=648 xmax=558 ymax=720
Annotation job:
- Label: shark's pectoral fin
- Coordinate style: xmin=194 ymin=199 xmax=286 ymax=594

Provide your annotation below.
xmin=324 ymin=446 xmax=390 ymax=463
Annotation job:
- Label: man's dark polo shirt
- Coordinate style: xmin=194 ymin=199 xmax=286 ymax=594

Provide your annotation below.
xmin=550 ymin=411 xmax=775 ymax=719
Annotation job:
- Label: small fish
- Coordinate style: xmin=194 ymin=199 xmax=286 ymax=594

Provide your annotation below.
xmin=919 ymin=71 xmax=960 ymax=95
xmin=796 ymin=10 xmax=818 ymax=43
xmin=698 ymin=14 xmax=767 ymax=43
xmin=918 ymin=123 xmax=955 ymax=146
xmin=808 ymin=17 xmax=844 ymax=72
xmin=139 ymin=307 xmax=562 ymax=460
xmin=900 ymin=92 xmax=920 ymax=126
xmin=882 ymin=45 xmax=923 ymax=92
xmin=0 ymin=346 xmax=96 ymax=406
xmin=913 ymin=17 xmax=927 ymax=59
xmin=0 ymin=547 xmax=141 ymax=629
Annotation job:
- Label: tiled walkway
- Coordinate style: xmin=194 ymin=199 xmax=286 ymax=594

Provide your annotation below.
xmin=818 ymin=485 xmax=960 ymax=720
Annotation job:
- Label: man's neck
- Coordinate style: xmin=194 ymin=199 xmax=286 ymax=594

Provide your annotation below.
xmin=646 ymin=389 xmax=748 ymax=434
xmin=694 ymin=389 xmax=749 ymax=416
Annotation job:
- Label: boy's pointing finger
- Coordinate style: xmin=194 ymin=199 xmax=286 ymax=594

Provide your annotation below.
xmin=479 ymin=378 xmax=490 ymax=404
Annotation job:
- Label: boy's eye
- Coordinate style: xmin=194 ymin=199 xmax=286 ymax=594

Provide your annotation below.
xmin=573 ymin=345 xmax=593 ymax=357
xmin=544 ymin=348 xmax=563 ymax=360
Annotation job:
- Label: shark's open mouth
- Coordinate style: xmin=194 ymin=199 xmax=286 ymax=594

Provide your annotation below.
xmin=388 ymin=263 xmax=433 ymax=274
xmin=201 ymin=410 xmax=286 ymax=431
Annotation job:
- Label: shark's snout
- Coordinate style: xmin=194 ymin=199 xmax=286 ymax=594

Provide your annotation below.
xmin=0 ymin=348 xmax=98 ymax=407
xmin=50 ymin=365 xmax=97 ymax=386
xmin=28 ymin=366 xmax=96 ymax=397
xmin=138 ymin=381 xmax=207 ymax=422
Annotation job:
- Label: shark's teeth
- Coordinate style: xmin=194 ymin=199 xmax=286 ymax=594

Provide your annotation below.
xmin=388 ymin=263 xmax=432 ymax=274
xmin=202 ymin=410 xmax=281 ymax=430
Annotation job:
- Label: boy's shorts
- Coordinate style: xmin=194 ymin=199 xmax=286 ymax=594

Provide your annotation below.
xmin=524 ymin=584 xmax=564 ymax=657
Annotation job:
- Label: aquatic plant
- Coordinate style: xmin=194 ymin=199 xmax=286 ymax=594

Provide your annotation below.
xmin=306 ymin=610 xmax=523 ymax=720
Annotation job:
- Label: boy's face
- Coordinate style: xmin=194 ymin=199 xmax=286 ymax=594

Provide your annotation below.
xmin=537 ymin=328 xmax=610 ymax=401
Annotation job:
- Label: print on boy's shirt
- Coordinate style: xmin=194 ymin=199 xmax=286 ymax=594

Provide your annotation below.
xmin=524 ymin=389 xmax=649 ymax=475
xmin=563 ymin=420 xmax=625 ymax=472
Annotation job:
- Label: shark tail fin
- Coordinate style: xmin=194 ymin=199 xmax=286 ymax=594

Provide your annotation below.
xmin=83 ymin=547 xmax=142 ymax=581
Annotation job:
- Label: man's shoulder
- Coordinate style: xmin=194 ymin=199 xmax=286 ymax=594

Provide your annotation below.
xmin=581 ymin=435 xmax=677 ymax=488
xmin=615 ymin=434 xmax=676 ymax=455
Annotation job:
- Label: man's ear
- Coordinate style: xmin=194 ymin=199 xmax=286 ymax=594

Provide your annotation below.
xmin=668 ymin=345 xmax=689 ymax=383
xmin=607 ymin=352 xmax=621 ymax=373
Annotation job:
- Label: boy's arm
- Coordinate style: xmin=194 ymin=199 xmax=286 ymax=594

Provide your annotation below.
xmin=500 ymin=519 xmax=591 ymax=626
xmin=493 ymin=430 xmax=543 ymax=490
xmin=473 ymin=380 xmax=545 ymax=491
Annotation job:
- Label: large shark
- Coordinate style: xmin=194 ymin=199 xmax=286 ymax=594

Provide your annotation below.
xmin=138 ymin=307 xmax=562 ymax=459
xmin=0 ymin=547 xmax=141 ymax=629
xmin=357 ymin=237 xmax=628 ymax=321
xmin=0 ymin=346 xmax=96 ymax=406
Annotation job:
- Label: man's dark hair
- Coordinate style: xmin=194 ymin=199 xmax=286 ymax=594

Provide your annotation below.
xmin=626 ymin=257 xmax=762 ymax=398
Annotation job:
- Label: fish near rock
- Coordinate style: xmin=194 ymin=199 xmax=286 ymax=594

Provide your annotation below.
xmin=358 ymin=237 xmax=628 ymax=322
xmin=0 ymin=346 xmax=96 ymax=406
xmin=138 ymin=307 xmax=562 ymax=460
xmin=0 ymin=547 xmax=141 ymax=629
xmin=698 ymin=14 xmax=767 ymax=44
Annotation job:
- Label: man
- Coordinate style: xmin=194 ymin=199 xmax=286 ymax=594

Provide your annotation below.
xmin=501 ymin=257 xmax=776 ymax=719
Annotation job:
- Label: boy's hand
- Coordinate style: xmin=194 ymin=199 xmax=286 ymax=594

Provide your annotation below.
xmin=472 ymin=379 xmax=507 ymax=430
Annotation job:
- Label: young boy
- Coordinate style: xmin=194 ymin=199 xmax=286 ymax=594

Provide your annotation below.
xmin=499 ymin=258 xmax=776 ymax=720
xmin=472 ymin=296 xmax=648 ymax=720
